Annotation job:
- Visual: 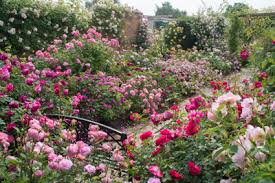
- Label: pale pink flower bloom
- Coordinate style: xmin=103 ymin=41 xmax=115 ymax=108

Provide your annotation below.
xmin=271 ymin=101 xmax=275 ymax=111
xmin=216 ymin=92 xmax=241 ymax=105
xmin=207 ymin=111 xmax=216 ymax=121
xmin=102 ymin=143 xmax=112 ymax=152
xmin=148 ymin=178 xmax=161 ymax=183
xmin=246 ymin=125 xmax=266 ymax=145
xmin=48 ymin=153 xmax=57 ymax=161
xmin=255 ymin=152 xmax=267 ymax=162
xmin=6 ymin=156 xmax=17 ymax=161
xmin=84 ymin=164 xmax=96 ymax=174
xmin=46 ymin=119 xmax=56 ymax=129
xmin=67 ymin=144 xmax=79 ymax=156
xmin=113 ymin=149 xmax=124 ymax=162
xmin=58 ymin=159 xmax=73 ymax=170
xmin=96 ymin=163 xmax=106 ymax=172
xmin=34 ymin=170 xmax=43 ymax=177
xmin=65 ymin=43 xmax=74 ymax=50
xmin=33 ymin=142 xmax=44 ymax=154
xmin=231 ymin=146 xmax=246 ymax=169
xmin=148 ymin=165 xmax=163 ymax=177
xmin=102 ymin=176 xmax=113 ymax=183
xmin=0 ymin=132 xmax=10 ymax=152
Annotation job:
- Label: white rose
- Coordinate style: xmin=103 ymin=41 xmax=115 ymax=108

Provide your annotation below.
xmin=8 ymin=28 xmax=16 ymax=34
xmin=18 ymin=37 xmax=23 ymax=42
xmin=9 ymin=18 xmax=15 ymax=22
xmin=0 ymin=20 xmax=4 ymax=26
xmin=27 ymin=30 xmax=31 ymax=35
xmin=21 ymin=13 xmax=27 ymax=19
xmin=24 ymin=46 xmax=30 ymax=50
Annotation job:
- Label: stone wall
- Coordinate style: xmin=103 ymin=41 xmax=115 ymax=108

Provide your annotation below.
xmin=121 ymin=12 xmax=143 ymax=47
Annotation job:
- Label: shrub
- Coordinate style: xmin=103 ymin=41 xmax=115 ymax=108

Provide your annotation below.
xmin=0 ymin=0 xmax=91 ymax=55
xmin=126 ymin=76 xmax=274 ymax=182
xmin=90 ymin=1 xmax=126 ymax=40
xmin=163 ymin=18 xmax=197 ymax=50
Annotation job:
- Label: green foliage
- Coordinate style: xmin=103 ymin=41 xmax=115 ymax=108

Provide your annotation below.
xmin=224 ymin=3 xmax=250 ymax=17
xmin=163 ymin=18 xmax=197 ymax=50
xmin=227 ymin=16 xmax=242 ymax=54
xmin=0 ymin=0 xmax=91 ymax=55
xmin=155 ymin=1 xmax=186 ymax=18
xmin=135 ymin=18 xmax=149 ymax=50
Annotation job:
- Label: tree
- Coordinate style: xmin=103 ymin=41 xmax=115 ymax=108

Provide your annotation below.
xmin=155 ymin=2 xmax=186 ymax=18
xmin=225 ymin=3 xmax=250 ymax=16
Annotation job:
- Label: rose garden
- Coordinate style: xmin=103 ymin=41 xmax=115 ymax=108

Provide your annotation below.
xmin=0 ymin=0 xmax=274 ymax=182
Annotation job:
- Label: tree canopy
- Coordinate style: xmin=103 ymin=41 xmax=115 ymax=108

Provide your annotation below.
xmin=155 ymin=2 xmax=186 ymax=18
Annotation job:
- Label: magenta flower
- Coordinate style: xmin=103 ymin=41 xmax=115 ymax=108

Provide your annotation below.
xmin=5 ymin=83 xmax=13 ymax=92
xmin=240 ymin=50 xmax=249 ymax=60
xmin=148 ymin=165 xmax=163 ymax=178
xmin=31 ymin=100 xmax=41 ymax=113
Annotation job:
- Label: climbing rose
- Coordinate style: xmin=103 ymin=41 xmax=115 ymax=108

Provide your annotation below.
xmin=240 ymin=50 xmax=249 ymax=60
xmin=188 ymin=161 xmax=201 ymax=176
xmin=140 ymin=131 xmax=153 ymax=141
xmin=169 ymin=169 xmax=184 ymax=180
xmin=149 ymin=165 xmax=163 ymax=178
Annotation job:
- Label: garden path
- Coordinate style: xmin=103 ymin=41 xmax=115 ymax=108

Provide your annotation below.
xmin=123 ymin=67 xmax=256 ymax=138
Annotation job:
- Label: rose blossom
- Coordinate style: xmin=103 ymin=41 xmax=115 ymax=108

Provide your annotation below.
xmin=139 ymin=131 xmax=153 ymax=141
xmin=58 ymin=158 xmax=73 ymax=170
xmin=169 ymin=169 xmax=184 ymax=180
xmin=188 ymin=161 xmax=201 ymax=176
xmin=147 ymin=178 xmax=161 ymax=183
xmin=148 ymin=165 xmax=163 ymax=178
xmin=84 ymin=164 xmax=96 ymax=174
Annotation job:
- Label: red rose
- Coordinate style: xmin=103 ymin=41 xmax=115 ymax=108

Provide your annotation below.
xmin=151 ymin=147 xmax=162 ymax=156
xmin=169 ymin=169 xmax=184 ymax=180
xmin=188 ymin=161 xmax=201 ymax=176
xmin=240 ymin=50 xmax=249 ymax=60
xmin=259 ymin=72 xmax=268 ymax=79
xmin=6 ymin=123 xmax=16 ymax=132
xmin=185 ymin=120 xmax=200 ymax=136
xmin=139 ymin=131 xmax=153 ymax=141
xmin=170 ymin=105 xmax=179 ymax=111
xmin=254 ymin=81 xmax=262 ymax=88
xmin=155 ymin=135 xmax=171 ymax=146
xmin=272 ymin=40 xmax=275 ymax=45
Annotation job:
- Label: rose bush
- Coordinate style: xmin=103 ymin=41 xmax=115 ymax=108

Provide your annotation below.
xmin=0 ymin=0 xmax=91 ymax=55
xmin=126 ymin=75 xmax=274 ymax=182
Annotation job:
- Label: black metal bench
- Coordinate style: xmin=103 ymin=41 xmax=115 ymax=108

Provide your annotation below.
xmin=46 ymin=114 xmax=129 ymax=179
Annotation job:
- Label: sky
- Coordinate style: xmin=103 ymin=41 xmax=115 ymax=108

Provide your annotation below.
xmin=119 ymin=0 xmax=275 ymax=15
